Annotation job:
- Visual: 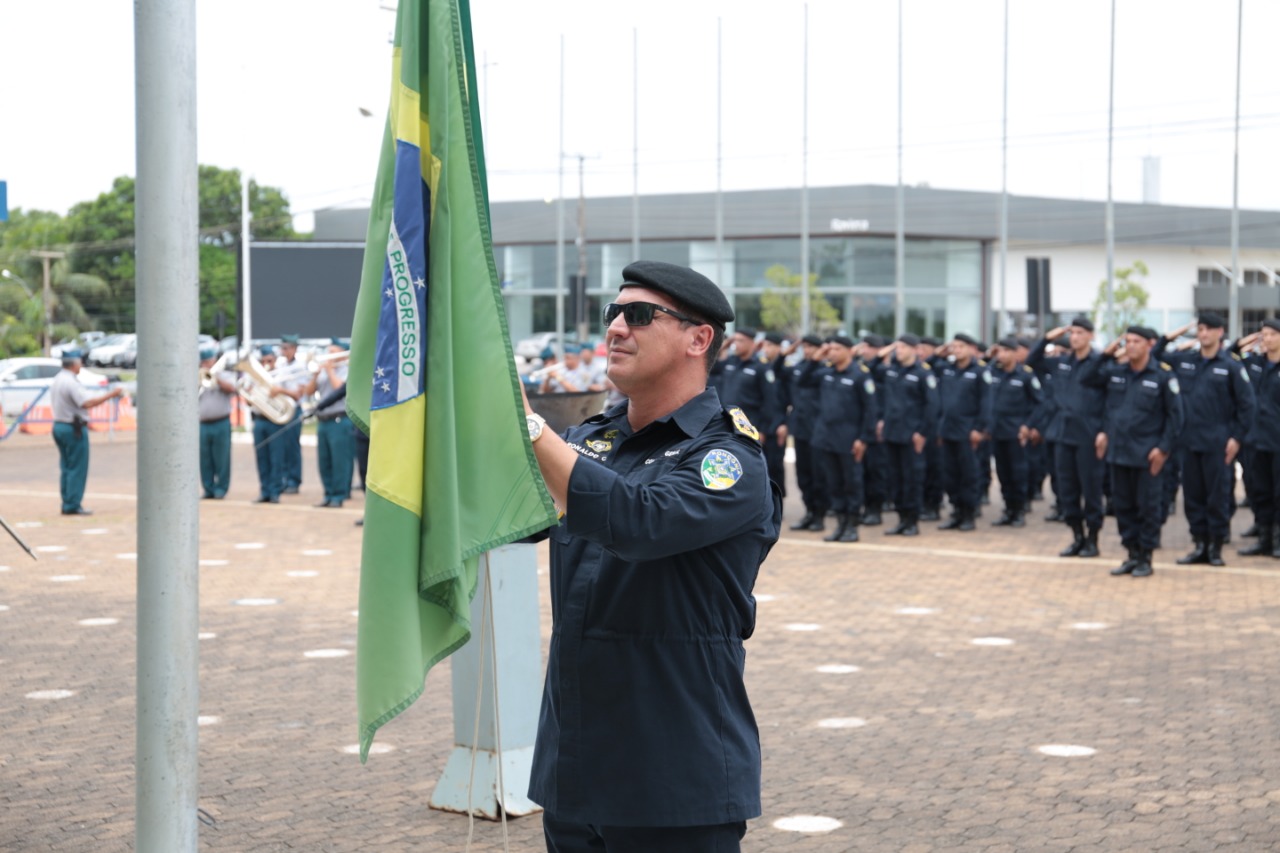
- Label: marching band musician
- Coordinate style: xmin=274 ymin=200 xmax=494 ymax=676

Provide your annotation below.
xmin=198 ymin=346 xmax=236 ymax=499
xmin=304 ymin=338 xmax=354 ymax=508
xmin=253 ymin=346 xmax=286 ymax=504
xmin=274 ymin=334 xmax=311 ymax=494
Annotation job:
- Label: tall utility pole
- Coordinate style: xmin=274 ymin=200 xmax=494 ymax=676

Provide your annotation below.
xmin=555 ymin=35 xmax=565 ymax=355
xmin=894 ymin=0 xmax=906 ymax=336
xmin=1228 ymin=0 xmax=1243 ymax=338
xmin=1104 ymin=0 xmax=1116 ymax=338
xmin=998 ymin=0 xmax=1009 ymax=341
xmin=715 ymin=17 xmax=724 ymax=291
xmin=33 ymin=250 xmax=65 ymax=355
xmin=575 ymin=154 xmax=588 ymax=342
xmin=799 ymin=3 xmax=811 ymax=336
xmin=631 ymin=28 xmax=640 ymax=260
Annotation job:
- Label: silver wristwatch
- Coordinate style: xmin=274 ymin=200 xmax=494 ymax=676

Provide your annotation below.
xmin=526 ymin=412 xmax=547 ymax=443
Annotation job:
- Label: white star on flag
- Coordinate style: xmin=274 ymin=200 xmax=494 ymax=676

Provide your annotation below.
xmin=381 ymin=381 xmax=392 ymax=393
xmin=375 ymin=366 xmax=386 ymax=378
xmin=384 ymin=288 xmax=394 ymax=298
xmin=414 ymin=276 xmax=426 ymax=289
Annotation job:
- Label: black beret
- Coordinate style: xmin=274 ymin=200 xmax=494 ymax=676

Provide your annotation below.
xmin=920 ymin=336 xmax=942 ymax=347
xmin=763 ymin=331 xmax=784 ymax=345
xmin=1126 ymin=325 xmax=1158 ymax=341
xmin=898 ymin=332 xmax=921 ymax=347
xmin=733 ymin=326 xmax=758 ymax=340
xmin=620 ymin=260 xmax=734 ymax=327
xmin=801 ymin=333 xmax=824 ymax=346
xmin=1015 ymin=336 xmax=1033 ymax=349
xmin=1262 ymin=318 xmax=1280 ymax=334
xmin=953 ymin=332 xmax=978 ymax=347
xmin=1198 ymin=311 xmax=1225 ymax=329
xmin=863 ymin=334 xmax=887 ymax=348
xmin=828 ymin=334 xmax=855 ymax=348
xmin=996 ymin=336 xmax=1020 ymax=350
xmin=1069 ymin=316 xmax=1094 ymax=332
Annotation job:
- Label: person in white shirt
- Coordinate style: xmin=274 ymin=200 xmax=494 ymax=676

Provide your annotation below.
xmin=49 ymin=350 xmax=125 ymax=515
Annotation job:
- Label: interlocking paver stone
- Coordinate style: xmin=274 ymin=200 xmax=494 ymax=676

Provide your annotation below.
xmin=2 ymin=431 xmax=1279 ymax=851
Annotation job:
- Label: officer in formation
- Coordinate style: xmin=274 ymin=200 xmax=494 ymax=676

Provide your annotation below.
xmin=274 ymin=334 xmax=311 ymax=494
xmin=797 ymin=334 xmax=876 ymax=542
xmin=779 ymin=334 xmax=826 ymax=531
xmin=917 ymin=336 xmax=946 ymax=520
xmin=198 ymin=346 xmax=236 ymax=499
xmin=1092 ymin=327 xmax=1184 ymax=577
xmin=1232 ymin=320 xmax=1280 ymax=557
xmin=933 ymin=333 xmax=989 ymax=531
xmin=857 ymin=334 xmax=890 ymax=525
xmin=712 ymin=327 xmax=784 ymax=495
xmin=304 ymin=338 xmax=355 ymax=508
xmin=987 ymin=337 xmax=1045 ymax=527
xmin=49 ymin=348 xmax=126 ymax=516
xmin=1152 ymin=312 xmax=1254 ymax=566
xmin=874 ymin=334 xmax=938 ymax=536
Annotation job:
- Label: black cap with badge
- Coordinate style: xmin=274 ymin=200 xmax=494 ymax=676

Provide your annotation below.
xmin=620 ymin=261 xmax=734 ymax=327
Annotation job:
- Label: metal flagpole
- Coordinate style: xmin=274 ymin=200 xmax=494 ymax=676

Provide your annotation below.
xmin=999 ymin=0 xmax=1009 ymax=339
xmin=715 ymin=17 xmax=724 ymax=291
xmin=895 ymin=0 xmax=905 ymax=336
xmin=800 ymin=3 xmax=811 ymax=336
xmin=1228 ymin=0 xmax=1243 ymax=338
xmin=241 ymin=172 xmax=252 ymax=347
xmin=555 ymin=35 xmax=566 ymax=357
xmin=134 ymin=0 xmax=200 ymax=850
xmin=1104 ymin=0 xmax=1116 ymax=337
xmin=632 ymin=27 xmax=640 ymax=260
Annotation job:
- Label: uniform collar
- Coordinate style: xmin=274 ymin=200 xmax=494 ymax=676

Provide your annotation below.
xmin=615 ymin=387 xmax=720 ymax=440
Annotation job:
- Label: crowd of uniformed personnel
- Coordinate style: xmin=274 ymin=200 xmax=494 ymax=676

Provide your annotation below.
xmin=711 ymin=310 xmax=1273 ymax=579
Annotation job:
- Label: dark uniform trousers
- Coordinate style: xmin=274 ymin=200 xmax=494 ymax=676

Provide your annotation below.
xmin=941 ymin=439 xmax=979 ymax=513
xmin=1055 ymin=441 xmax=1105 ymax=530
xmin=763 ymin=439 xmax=786 ymax=498
xmin=864 ymin=443 xmax=890 ymax=509
xmin=282 ymin=409 xmax=303 ymax=489
xmin=887 ymin=441 xmax=925 ymax=516
xmin=977 ymin=438 xmax=993 ymax=499
xmin=252 ymin=416 xmax=285 ymax=500
xmin=1182 ymin=450 xmax=1231 ymax=539
xmin=52 ymin=421 xmax=90 ymax=513
xmin=317 ymin=414 xmax=355 ymax=502
xmin=792 ymin=439 xmax=826 ymax=514
xmin=1111 ymin=463 xmax=1163 ymax=552
xmin=1247 ymin=450 xmax=1280 ymax=533
xmin=993 ymin=438 xmax=1029 ymax=511
xmin=820 ymin=449 xmax=863 ymax=518
xmin=199 ymin=416 xmax=232 ymax=498
xmin=923 ymin=440 xmax=943 ymax=511
xmin=543 ymin=813 xmax=747 ymax=853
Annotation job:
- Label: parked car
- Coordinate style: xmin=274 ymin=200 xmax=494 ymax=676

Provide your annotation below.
xmin=0 ymin=357 xmax=111 ymax=415
xmin=50 ymin=331 xmax=106 ymax=358
xmin=86 ymin=333 xmax=136 ymax=368
xmin=112 ymin=336 xmax=139 ymax=368
xmin=514 ymin=332 xmax=580 ymax=360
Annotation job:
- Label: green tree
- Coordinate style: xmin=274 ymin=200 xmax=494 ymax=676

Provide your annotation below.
xmin=1091 ymin=260 xmax=1151 ymax=341
xmin=759 ymin=264 xmax=840 ymax=336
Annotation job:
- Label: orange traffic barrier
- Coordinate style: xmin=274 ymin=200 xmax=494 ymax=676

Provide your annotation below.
xmin=89 ymin=397 xmax=137 ymax=432
xmin=19 ymin=405 xmax=54 ymax=435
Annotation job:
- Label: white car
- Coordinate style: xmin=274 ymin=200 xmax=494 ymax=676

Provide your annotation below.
xmin=50 ymin=331 xmax=106 ymax=358
xmin=0 ymin=357 xmax=112 ymax=415
xmin=86 ymin=333 xmax=136 ymax=368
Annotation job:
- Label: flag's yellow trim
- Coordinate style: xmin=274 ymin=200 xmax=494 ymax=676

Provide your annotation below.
xmin=368 ymin=397 xmax=426 ymax=517
xmin=391 ymin=49 xmax=443 ymax=219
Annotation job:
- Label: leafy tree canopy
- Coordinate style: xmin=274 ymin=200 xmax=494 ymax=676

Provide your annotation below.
xmin=1091 ymin=260 xmax=1150 ymax=342
xmin=759 ymin=264 xmax=841 ymax=337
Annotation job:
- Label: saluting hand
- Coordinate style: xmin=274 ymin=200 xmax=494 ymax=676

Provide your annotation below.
xmin=1045 ymin=326 xmax=1067 ymax=341
xmin=1148 ymin=447 xmax=1168 ymax=477
xmin=1095 ymin=432 xmax=1108 ymax=460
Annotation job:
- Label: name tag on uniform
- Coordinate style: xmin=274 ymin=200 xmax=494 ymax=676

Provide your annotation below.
xmin=1180 ymin=362 xmax=1195 ymax=370
xmin=1142 ymin=379 xmax=1158 ymax=388
xmin=963 ymin=372 xmax=976 ymax=379
xmin=824 ymin=375 xmax=834 ymax=382
xmin=1011 ymin=379 xmax=1023 ymax=387
xmin=1212 ymin=367 xmax=1229 ymax=375
xmin=905 ymin=374 xmax=919 ymax=382
xmin=840 ymin=378 xmax=854 ymax=385
xmin=1110 ymin=376 xmax=1125 ymax=384
xmin=1058 ymin=363 xmax=1071 ymax=372
xmin=743 ymin=368 xmax=757 ymax=375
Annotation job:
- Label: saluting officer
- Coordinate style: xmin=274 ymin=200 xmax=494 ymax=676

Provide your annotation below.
xmin=987 ymin=337 xmax=1044 ymax=526
xmin=758 ymin=331 xmax=789 ymax=496
xmin=1235 ymin=320 xmax=1280 ymax=558
xmin=1094 ymin=326 xmax=1184 ymax=577
xmin=713 ymin=327 xmax=781 ymax=483
xmin=874 ymin=333 xmax=938 ymax=536
xmin=1028 ymin=317 xmax=1107 ymax=558
xmin=800 ymin=334 xmax=877 ymax=542
xmin=935 ymin=333 xmax=990 ymax=531
xmin=1018 ymin=336 xmax=1055 ymax=508
xmin=781 ymin=333 xmax=828 ymax=531
xmin=858 ymin=334 xmax=890 ymax=525
xmin=1153 ymin=312 xmax=1255 ymax=566
xmin=917 ymin=336 xmax=946 ymax=520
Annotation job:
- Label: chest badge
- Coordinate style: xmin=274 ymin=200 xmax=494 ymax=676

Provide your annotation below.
xmin=585 ymin=439 xmax=612 ymax=453
xmin=727 ymin=407 xmax=760 ymax=441
xmin=701 ymin=449 xmax=743 ymax=491
xmin=603 ymin=429 xmax=619 ymax=439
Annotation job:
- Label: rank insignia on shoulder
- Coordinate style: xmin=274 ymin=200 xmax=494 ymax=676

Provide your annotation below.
xmin=585 ymin=439 xmax=612 ymax=453
xmin=701 ymin=448 xmax=743 ymax=491
xmin=860 ymin=364 xmax=870 ymax=373
xmin=1160 ymin=362 xmax=1172 ymax=371
xmin=727 ymin=407 xmax=760 ymax=441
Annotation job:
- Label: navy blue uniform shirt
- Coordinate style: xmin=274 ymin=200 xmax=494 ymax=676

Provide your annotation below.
xmin=779 ymin=355 xmax=819 ymax=441
xmin=1094 ymin=358 xmax=1184 ymax=467
xmin=874 ymin=358 xmax=939 ymax=443
xmin=799 ymin=360 xmax=877 ymax=454
xmin=987 ymin=363 xmax=1044 ymax=440
xmin=713 ymin=353 xmax=781 ymax=433
xmin=1027 ymin=338 xmax=1106 ymax=447
xmin=528 ymin=388 xmax=782 ymax=827
xmin=936 ymin=359 xmax=991 ymax=441
xmin=1154 ymin=340 xmax=1255 ymax=452
xmin=1242 ymin=352 xmax=1280 ymax=452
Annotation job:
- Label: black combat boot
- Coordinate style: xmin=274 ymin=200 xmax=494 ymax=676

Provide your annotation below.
xmin=790 ymin=511 xmax=817 ymax=531
xmin=956 ymin=508 xmax=976 ymax=531
xmin=838 ymin=520 xmax=860 ymax=543
xmin=884 ymin=513 xmax=909 ymax=535
xmin=992 ymin=507 xmax=1015 ymax=526
xmin=1077 ymin=526 xmax=1100 ymax=558
xmin=1045 ymin=504 xmax=1064 ymax=522
xmin=861 ymin=504 xmax=882 ymax=526
xmin=1010 ymin=506 xmax=1027 ymax=528
xmin=1176 ymin=538 xmax=1209 ymax=565
xmin=938 ymin=511 xmax=963 ymax=531
xmin=1238 ymin=525 xmax=1273 ymax=556
xmin=1130 ymin=550 xmax=1154 ymax=577
xmin=1270 ymin=525 xmax=1280 ymax=559
xmin=1110 ymin=545 xmax=1140 ymax=576
xmin=823 ymin=514 xmax=848 ymax=543
xmin=1206 ymin=537 xmax=1225 ymax=567
xmin=1059 ymin=521 xmax=1086 ymax=557
xmin=919 ymin=505 xmax=941 ymax=522
xmin=899 ymin=512 xmax=919 ymax=536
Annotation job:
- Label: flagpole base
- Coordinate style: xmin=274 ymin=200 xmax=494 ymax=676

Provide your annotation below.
xmin=429 ymin=745 xmax=541 ymax=818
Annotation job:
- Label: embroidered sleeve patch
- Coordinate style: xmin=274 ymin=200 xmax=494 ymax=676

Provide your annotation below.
xmin=701 ymin=449 xmax=743 ymax=491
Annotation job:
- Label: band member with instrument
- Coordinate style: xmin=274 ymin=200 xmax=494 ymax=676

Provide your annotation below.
xmin=198 ymin=346 xmax=236 ymax=499
xmin=275 ymin=334 xmax=310 ymax=494
xmin=304 ymin=339 xmax=354 ymax=507
xmin=253 ymin=347 xmax=287 ymax=503
xmin=50 ymin=348 xmax=126 ymax=516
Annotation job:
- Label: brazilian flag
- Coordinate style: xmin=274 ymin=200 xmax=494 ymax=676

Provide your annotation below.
xmin=346 ymin=0 xmax=558 ymax=762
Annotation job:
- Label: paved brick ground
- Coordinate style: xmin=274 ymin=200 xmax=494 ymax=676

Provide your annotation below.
xmin=2 ymin=430 xmax=1278 ymax=851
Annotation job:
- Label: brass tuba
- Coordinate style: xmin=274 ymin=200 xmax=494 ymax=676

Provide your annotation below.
xmin=229 ymin=349 xmax=298 ymax=425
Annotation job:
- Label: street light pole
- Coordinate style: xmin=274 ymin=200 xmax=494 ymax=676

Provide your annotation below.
xmin=33 ymin=250 xmax=65 ymax=356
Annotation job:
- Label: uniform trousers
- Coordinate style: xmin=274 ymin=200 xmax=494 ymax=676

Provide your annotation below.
xmin=941 ymin=438 xmax=979 ymax=514
xmin=763 ymin=439 xmax=786 ymax=498
xmin=864 ymin=443 xmax=889 ymax=509
xmin=542 ymin=813 xmax=746 ymax=853
xmin=252 ymin=418 xmax=285 ymax=500
xmin=886 ymin=441 xmax=925 ymax=516
xmin=923 ymin=440 xmax=943 ymax=510
xmin=1161 ymin=449 xmax=1182 ymax=517
xmin=52 ymin=422 xmax=90 ymax=513
xmin=819 ymin=449 xmax=862 ymax=518
xmin=1026 ymin=440 xmax=1047 ymax=499
xmin=317 ymin=415 xmax=355 ymax=503
xmin=354 ymin=424 xmax=370 ymax=490
xmin=1247 ymin=449 xmax=1280 ymax=532
xmin=792 ymin=438 xmax=826 ymax=514
xmin=282 ymin=410 xmax=303 ymax=489
xmin=199 ymin=417 xmax=232 ymax=498
xmin=993 ymin=438 xmax=1029 ymax=511
xmin=1111 ymin=463 xmax=1162 ymax=553
xmin=976 ymin=438 xmax=993 ymax=498
xmin=1054 ymin=441 xmax=1105 ymax=530
xmin=1182 ymin=449 xmax=1231 ymax=539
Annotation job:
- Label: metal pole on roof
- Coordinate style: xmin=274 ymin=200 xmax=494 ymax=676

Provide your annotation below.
xmin=715 ymin=17 xmax=724 ymax=291
xmin=894 ymin=0 xmax=905 ymax=336
xmin=134 ymin=0 xmax=200 ymax=849
xmin=555 ymin=35 xmax=566 ymax=356
xmin=241 ymin=173 xmax=252 ymax=346
xmin=1228 ymin=0 xmax=1243 ymax=338
xmin=998 ymin=0 xmax=1009 ymax=339
xmin=1104 ymin=0 xmax=1116 ymax=338
xmin=800 ymin=3 xmax=810 ymax=336
xmin=631 ymin=28 xmax=640 ymax=260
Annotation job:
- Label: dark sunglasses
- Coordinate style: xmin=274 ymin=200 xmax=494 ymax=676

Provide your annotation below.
xmin=603 ymin=301 xmax=702 ymax=327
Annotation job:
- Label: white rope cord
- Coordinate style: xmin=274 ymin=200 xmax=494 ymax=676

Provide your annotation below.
xmin=463 ymin=554 xmax=490 ymax=852
xmin=485 ymin=562 xmax=512 ymax=851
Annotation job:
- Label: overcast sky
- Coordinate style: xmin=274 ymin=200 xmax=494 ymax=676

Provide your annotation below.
xmin=2 ymin=0 xmax=1278 ymax=231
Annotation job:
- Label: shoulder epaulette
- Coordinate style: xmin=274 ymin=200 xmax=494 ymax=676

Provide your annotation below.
xmin=1232 ymin=352 xmax=1242 ymax=361
xmin=920 ymin=362 xmax=932 ymax=370
xmin=725 ymin=406 xmax=760 ymax=441
xmin=1160 ymin=362 xmax=1172 ymax=371
xmin=1022 ymin=364 xmax=1033 ymax=373
xmin=860 ymin=364 xmax=870 ymax=373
